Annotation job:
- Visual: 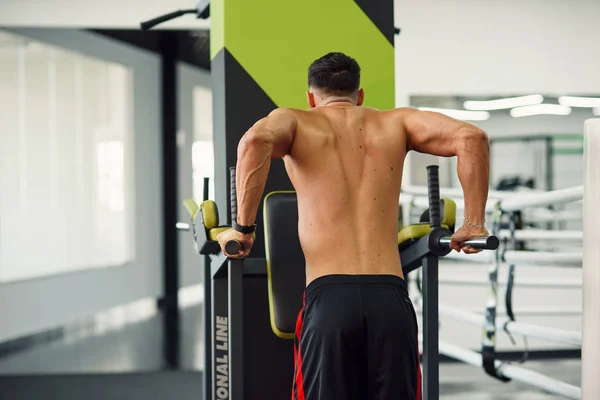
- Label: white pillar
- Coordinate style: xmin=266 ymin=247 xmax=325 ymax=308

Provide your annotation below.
xmin=582 ymin=119 xmax=600 ymax=400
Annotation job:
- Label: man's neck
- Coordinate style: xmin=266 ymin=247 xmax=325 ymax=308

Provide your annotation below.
xmin=322 ymin=98 xmax=355 ymax=107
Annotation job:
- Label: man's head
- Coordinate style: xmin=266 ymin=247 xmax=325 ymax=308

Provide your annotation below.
xmin=307 ymin=52 xmax=364 ymax=108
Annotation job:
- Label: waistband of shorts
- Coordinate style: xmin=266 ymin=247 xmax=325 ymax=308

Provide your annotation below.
xmin=305 ymin=274 xmax=408 ymax=296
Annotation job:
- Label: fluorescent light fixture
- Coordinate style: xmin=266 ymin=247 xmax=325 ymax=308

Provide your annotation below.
xmin=510 ymin=104 xmax=571 ymax=118
xmin=558 ymin=96 xmax=600 ymax=108
xmin=463 ymin=94 xmax=543 ymax=111
xmin=418 ymin=107 xmax=490 ymax=121
xmin=594 ymin=107 xmax=600 ymax=115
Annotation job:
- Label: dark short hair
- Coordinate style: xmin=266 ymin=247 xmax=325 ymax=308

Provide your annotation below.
xmin=308 ymin=52 xmax=361 ymax=95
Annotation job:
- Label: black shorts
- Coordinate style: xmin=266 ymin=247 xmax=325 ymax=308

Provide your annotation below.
xmin=292 ymin=274 xmax=421 ymax=400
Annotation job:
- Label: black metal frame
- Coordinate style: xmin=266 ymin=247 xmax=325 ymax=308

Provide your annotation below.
xmin=159 ymin=31 xmax=181 ymax=370
xmin=206 ymin=167 xmax=246 ymax=400
xmin=184 ymin=173 xmax=266 ymax=400
xmin=399 ymin=165 xmax=499 ymax=400
xmin=189 ymin=223 xmax=245 ymax=400
xmin=200 ymin=179 xmax=214 ymax=400
xmin=209 ymin=256 xmax=244 ymax=400
xmin=421 ymin=255 xmax=439 ymax=400
xmin=399 ymin=165 xmax=451 ymax=400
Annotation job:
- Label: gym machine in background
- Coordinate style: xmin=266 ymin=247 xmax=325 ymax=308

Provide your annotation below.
xmin=139 ymin=2 xmax=403 ymax=35
xmin=178 ymin=166 xmax=499 ymax=400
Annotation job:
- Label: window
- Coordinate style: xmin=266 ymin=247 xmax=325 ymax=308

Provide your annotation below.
xmin=0 ymin=30 xmax=134 ymax=282
xmin=192 ymin=86 xmax=214 ymax=203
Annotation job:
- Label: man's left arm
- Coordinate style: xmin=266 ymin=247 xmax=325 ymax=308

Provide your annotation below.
xmin=217 ymin=108 xmax=297 ymax=257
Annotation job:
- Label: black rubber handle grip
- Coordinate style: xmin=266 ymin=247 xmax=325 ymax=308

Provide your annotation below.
xmin=229 ymin=167 xmax=237 ymax=224
xmin=427 ymin=165 xmax=441 ymax=228
xmin=225 ymin=167 xmax=240 ymax=255
xmin=225 ymin=240 xmax=242 ymax=255
xmin=439 ymin=236 xmax=500 ymax=250
xmin=140 ymin=9 xmax=196 ymax=30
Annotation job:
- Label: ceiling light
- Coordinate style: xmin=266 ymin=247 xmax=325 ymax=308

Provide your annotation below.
xmin=558 ymin=96 xmax=600 ymax=108
xmin=510 ymin=104 xmax=571 ymax=118
xmin=418 ymin=107 xmax=490 ymax=121
xmin=463 ymin=94 xmax=543 ymax=111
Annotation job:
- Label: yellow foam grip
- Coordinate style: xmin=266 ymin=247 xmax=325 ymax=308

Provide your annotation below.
xmin=201 ymin=200 xmax=219 ymax=229
xmin=183 ymin=199 xmax=199 ymax=220
xmin=441 ymin=198 xmax=457 ymax=228
xmin=398 ymin=223 xmax=450 ymax=245
xmin=397 ymin=198 xmax=456 ymax=244
xmin=208 ymin=226 xmax=231 ymax=241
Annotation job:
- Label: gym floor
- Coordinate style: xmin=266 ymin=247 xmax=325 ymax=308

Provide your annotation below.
xmin=0 ymin=301 xmax=581 ymax=399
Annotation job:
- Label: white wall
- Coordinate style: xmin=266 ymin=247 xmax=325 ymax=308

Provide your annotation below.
xmin=0 ymin=30 xmax=134 ymax=282
xmin=394 ymin=0 xmax=598 ymax=351
xmin=0 ymin=0 xmax=210 ymax=30
xmin=397 ymin=0 xmax=600 ymax=186
xmin=0 ymin=29 xmax=163 ymax=342
xmin=394 ymin=0 xmax=600 ymax=106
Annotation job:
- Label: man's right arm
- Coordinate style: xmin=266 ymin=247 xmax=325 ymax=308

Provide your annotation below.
xmin=401 ymin=109 xmax=490 ymax=252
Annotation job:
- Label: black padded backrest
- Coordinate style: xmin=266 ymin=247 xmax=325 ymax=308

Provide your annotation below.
xmin=263 ymin=191 xmax=305 ymax=339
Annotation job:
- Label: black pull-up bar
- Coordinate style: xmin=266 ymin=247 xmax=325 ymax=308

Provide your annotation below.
xmin=140 ymin=0 xmax=210 ymax=30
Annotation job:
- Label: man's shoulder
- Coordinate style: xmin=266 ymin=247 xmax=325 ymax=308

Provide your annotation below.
xmin=269 ymin=107 xmax=307 ymax=117
xmin=379 ymin=107 xmax=416 ymax=116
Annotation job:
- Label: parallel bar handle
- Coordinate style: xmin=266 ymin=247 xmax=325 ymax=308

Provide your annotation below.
xmin=427 ymin=165 xmax=441 ymax=228
xmin=140 ymin=9 xmax=196 ymax=30
xmin=203 ymin=177 xmax=210 ymax=202
xmin=225 ymin=167 xmax=242 ymax=255
xmin=439 ymin=236 xmax=500 ymax=250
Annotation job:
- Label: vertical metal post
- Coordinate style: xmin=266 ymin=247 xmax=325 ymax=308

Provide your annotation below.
xmin=226 ymin=165 xmax=243 ymax=399
xmin=422 ymin=255 xmax=439 ymax=400
xmin=481 ymin=206 xmax=508 ymax=382
xmin=545 ymin=137 xmax=553 ymax=191
xmin=423 ymin=164 xmax=441 ymax=400
xmin=582 ymin=119 xmax=600 ymax=399
xmin=545 ymin=137 xmax=555 ymax=230
xmin=203 ymin=255 xmax=212 ymax=400
xmin=160 ymin=30 xmax=180 ymax=370
xmin=212 ymin=270 xmax=229 ymax=400
xmin=505 ymin=213 xmax=517 ymax=322
xmin=229 ymin=260 xmax=244 ymax=400
xmin=202 ymin=177 xmax=211 ymax=400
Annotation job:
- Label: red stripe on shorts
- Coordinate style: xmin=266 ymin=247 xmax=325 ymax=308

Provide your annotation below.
xmin=292 ymin=294 xmax=307 ymax=400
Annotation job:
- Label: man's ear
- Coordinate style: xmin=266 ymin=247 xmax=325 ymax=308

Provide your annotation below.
xmin=306 ymin=91 xmax=316 ymax=108
xmin=356 ymin=88 xmax=365 ymax=106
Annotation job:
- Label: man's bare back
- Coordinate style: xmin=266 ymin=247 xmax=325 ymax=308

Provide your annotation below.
xmin=283 ymin=106 xmax=407 ymax=285
xmin=218 ymin=102 xmax=490 ymax=271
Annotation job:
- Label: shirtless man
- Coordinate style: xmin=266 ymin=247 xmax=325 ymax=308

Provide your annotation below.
xmin=217 ymin=52 xmax=490 ymax=400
